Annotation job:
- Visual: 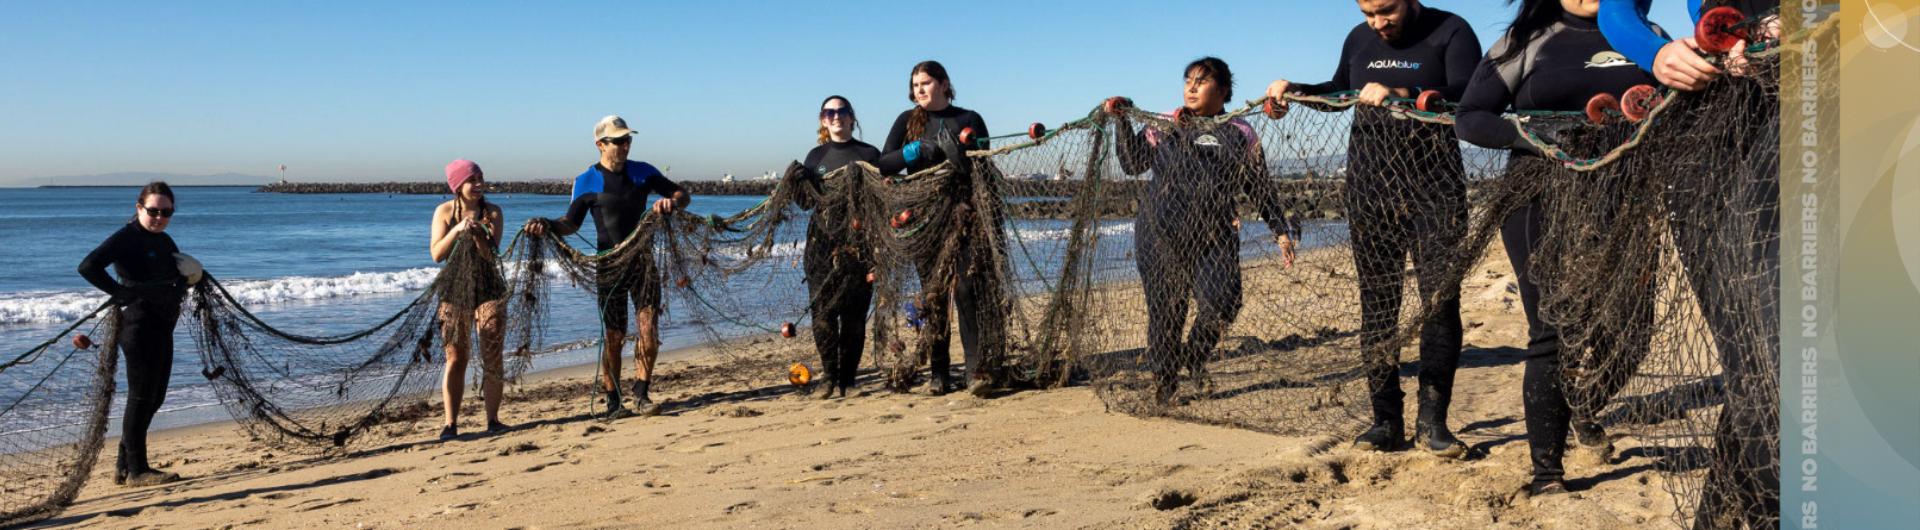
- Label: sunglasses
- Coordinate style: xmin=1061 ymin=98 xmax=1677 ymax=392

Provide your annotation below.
xmin=600 ymin=136 xmax=631 ymax=147
xmin=143 ymin=207 xmax=174 ymax=218
xmin=819 ymin=108 xmax=853 ymax=120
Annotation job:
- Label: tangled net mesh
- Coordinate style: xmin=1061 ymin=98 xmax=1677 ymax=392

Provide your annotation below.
xmin=1 ymin=40 xmax=1798 ymax=530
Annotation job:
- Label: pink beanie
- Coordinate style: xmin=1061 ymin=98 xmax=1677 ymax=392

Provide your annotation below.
xmin=445 ymin=159 xmax=483 ymax=193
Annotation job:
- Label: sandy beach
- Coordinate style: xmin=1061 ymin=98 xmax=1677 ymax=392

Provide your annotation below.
xmin=27 ymin=240 xmax=1690 ymax=530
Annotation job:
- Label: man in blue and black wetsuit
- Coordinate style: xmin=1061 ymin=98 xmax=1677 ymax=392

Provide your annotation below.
xmin=531 ymin=115 xmax=690 ymax=420
xmin=1264 ymin=0 xmax=1482 ymax=457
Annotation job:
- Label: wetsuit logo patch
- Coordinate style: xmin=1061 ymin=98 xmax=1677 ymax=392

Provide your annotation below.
xmin=1366 ymin=59 xmax=1422 ymax=70
xmin=1194 ymin=134 xmax=1220 ymax=147
xmin=1585 ymin=51 xmax=1634 ymax=69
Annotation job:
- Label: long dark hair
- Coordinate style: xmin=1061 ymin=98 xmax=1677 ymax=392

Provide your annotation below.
xmin=1184 ymin=56 xmax=1235 ymax=108
xmin=816 ymin=95 xmax=859 ymax=145
xmin=132 ymin=181 xmax=174 ymax=222
xmin=1489 ymin=0 xmax=1566 ymax=66
xmin=904 ymin=60 xmax=955 ymax=141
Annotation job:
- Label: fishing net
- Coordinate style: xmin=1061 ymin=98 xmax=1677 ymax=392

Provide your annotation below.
xmin=0 ymin=308 xmax=118 ymax=527
xmin=1579 ymin=46 xmax=1792 ymax=530
xmin=3 ymin=11 xmax=1801 ymax=527
xmin=644 ymin=39 xmax=1791 ymax=530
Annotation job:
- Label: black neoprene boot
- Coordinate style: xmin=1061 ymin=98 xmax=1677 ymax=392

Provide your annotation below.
xmin=1414 ymin=387 xmax=1466 ymax=458
xmin=1352 ymin=420 xmax=1406 ymax=452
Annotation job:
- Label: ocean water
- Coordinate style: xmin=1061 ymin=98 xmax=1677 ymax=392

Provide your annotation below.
xmin=0 ymin=186 xmax=1338 ymax=437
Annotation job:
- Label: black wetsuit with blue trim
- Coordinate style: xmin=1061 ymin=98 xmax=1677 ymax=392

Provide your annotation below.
xmin=1455 ymin=12 xmax=1659 ymax=488
xmin=1285 ymin=6 xmax=1481 ymax=438
xmin=1602 ymin=1 xmax=1782 ymax=526
xmin=78 ymin=221 xmax=187 ymax=481
xmin=549 ymin=160 xmax=683 ymax=332
xmin=796 ymin=139 xmax=881 ymax=393
xmin=1115 ymin=111 xmax=1293 ymax=402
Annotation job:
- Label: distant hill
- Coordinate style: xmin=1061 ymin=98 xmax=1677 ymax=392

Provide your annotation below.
xmin=20 ymin=172 xmax=274 ymax=187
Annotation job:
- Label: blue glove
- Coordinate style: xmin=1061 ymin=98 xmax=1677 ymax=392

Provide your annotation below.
xmin=902 ymin=141 xmax=923 ymax=164
xmin=904 ymin=299 xmax=924 ymax=330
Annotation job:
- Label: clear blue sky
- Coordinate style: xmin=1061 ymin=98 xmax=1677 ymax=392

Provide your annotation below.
xmin=0 ymin=1 xmax=1692 ymax=184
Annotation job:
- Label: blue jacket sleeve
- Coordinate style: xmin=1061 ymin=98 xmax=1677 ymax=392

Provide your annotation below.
xmin=1599 ymin=0 xmax=1688 ymax=73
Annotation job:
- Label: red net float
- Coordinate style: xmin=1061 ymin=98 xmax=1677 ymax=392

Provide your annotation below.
xmin=1586 ymin=93 xmax=1620 ymax=125
xmin=780 ymin=322 xmax=797 ymax=338
xmin=1103 ymin=96 xmax=1133 ymax=116
xmin=71 ymin=334 xmax=93 ymax=350
xmin=1416 ymin=89 xmax=1445 ymax=112
xmin=1263 ymin=98 xmax=1287 ymax=119
xmin=1028 ymin=122 xmax=1047 ymax=140
xmin=1621 ymin=84 xmax=1662 ymax=122
xmin=1695 ymin=6 xmax=1749 ymax=55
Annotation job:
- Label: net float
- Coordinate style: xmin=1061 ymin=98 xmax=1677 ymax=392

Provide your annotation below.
xmin=1585 ymin=93 xmax=1619 ymax=125
xmin=71 ymin=334 xmax=93 ymax=350
xmin=958 ymin=127 xmax=980 ymax=149
xmin=780 ymin=322 xmax=797 ymax=338
xmin=788 ymin=362 xmax=812 ymax=387
xmin=1415 ymin=90 xmax=1445 ymax=112
xmin=866 ymin=272 xmax=878 ymax=284
xmin=1621 ymin=84 xmax=1662 ymax=122
xmin=850 ymin=219 xmax=861 ymax=231
xmin=1263 ymin=98 xmax=1287 ymax=120
xmin=675 ymin=276 xmax=692 ymax=289
xmin=1028 ymin=122 xmax=1047 ymax=140
xmin=892 ymin=209 xmax=912 ymax=228
xmin=1103 ymin=96 xmax=1133 ymax=116
xmin=1232 ymin=218 xmax=1242 ymax=230
xmin=1694 ymin=6 xmax=1748 ymax=54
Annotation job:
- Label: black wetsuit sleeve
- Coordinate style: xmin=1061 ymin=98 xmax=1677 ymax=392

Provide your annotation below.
xmin=874 ymin=151 xmax=910 ymax=175
xmin=882 ymin=111 xmax=910 ymax=153
xmin=1293 ymin=28 xmax=1358 ymax=95
xmin=876 ymin=111 xmax=914 ymax=175
xmin=554 ymin=194 xmax=594 ymax=231
xmin=794 ymin=147 xmax=828 ymax=211
xmin=78 ymin=228 xmax=134 ymax=301
xmin=1455 ymin=59 xmax=1522 ymax=151
xmin=1239 ymin=138 xmax=1295 ymax=237
xmin=1439 ymin=23 xmax=1483 ymax=101
xmin=1114 ymin=119 xmax=1151 ymax=176
xmin=649 ymin=172 xmax=684 ymax=200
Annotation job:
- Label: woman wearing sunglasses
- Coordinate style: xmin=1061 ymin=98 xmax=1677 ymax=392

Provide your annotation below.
xmin=783 ymin=95 xmax=881 ymax=399
xmin=78 ymin=181 xmax=195 ymax=487
xmin=428 ymin=160 xmax=510 ymax=440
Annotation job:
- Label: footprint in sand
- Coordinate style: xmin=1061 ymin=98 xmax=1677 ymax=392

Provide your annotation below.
xmin=723 ymin=501 xmax=758 ymax=514
xmin=291 ymin=497 xmax=363 ymax=512
xmin=496 ymin=442 xmax=540 ymax=457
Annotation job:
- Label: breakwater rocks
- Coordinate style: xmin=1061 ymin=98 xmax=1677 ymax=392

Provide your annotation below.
xmin=257 ymin=179 xmax=1353 ymax=220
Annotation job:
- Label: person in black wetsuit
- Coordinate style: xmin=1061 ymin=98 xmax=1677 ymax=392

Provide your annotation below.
xmin=528 ymin=115 xmax=690 ymax=420
xmin=428 ymin=159 xmax=509 ymax=440
xmin=1111 ymin=57 xmax=1297 ymax=406
xmin=877 ymin=60 xmax=1000 ymax=397
xmin=1455 ymin=0 xmax=1660 ymax=496
xmin=784 ymin=95 xmax=881 ymax=399
xmin=1602 ymin=2 xmax=1782 ymax=526
xmin=78 ymin=182 xmax=193 ymax=487
xmin=1263 ymin=0 xmax=1481 ymax=457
